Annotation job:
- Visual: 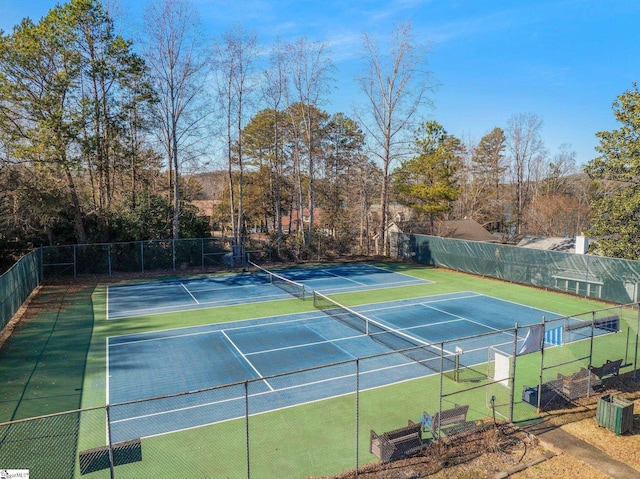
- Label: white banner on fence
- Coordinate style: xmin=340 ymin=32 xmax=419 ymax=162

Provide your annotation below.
xmin=493 ymin=349 xmax=511 ymax=388
xmin=518 ymin=324 xmax=544 ymax=355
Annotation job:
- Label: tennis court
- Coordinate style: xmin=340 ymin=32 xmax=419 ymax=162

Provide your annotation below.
xmin=106 ymin=263 xmax=428 ymax=319
xmin=106 ymin=289 xmax=556 ymax=443
xmin=2 ymin=256 xmax=631 ymax=479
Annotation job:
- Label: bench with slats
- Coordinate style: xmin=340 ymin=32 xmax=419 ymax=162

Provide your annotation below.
xmin=370 ymin=420 xmax=423 ymax=463
xmin=431 ymin=404 xmax=473 ymax=437
xmin=589 ymin=358 xmax=623 ymax=379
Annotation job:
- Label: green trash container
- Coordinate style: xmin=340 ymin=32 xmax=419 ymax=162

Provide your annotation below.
xmin=596 ymin=394 xmax=634 ymax=435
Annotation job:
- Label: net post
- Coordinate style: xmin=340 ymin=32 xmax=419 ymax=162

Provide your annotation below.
xmin=249 ymin=261 xmax=305 ymax=300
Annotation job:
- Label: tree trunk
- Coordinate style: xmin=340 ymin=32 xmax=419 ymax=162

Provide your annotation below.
xmin=63 ymin=163 xmax=87 ymax=244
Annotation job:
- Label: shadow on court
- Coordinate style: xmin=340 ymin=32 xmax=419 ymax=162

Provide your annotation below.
xmin=0 ymin=282 xmax=95 ymax=478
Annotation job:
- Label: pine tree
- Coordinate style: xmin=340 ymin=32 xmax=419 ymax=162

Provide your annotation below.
xmin=470 ymin=127 xmax=507 ymax=230
xmin=584 ymin=83 xmax=640 ymax=259
xmin=393 ymin=121 xmax=464 ymax=232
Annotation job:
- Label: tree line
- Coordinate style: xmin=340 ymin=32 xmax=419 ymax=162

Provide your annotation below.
xmin=0 ymin=0 xmax=637 ymax=264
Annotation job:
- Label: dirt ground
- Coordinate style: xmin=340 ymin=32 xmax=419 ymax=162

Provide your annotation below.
xmin=321 ymin=374 xmax=640 ymax=479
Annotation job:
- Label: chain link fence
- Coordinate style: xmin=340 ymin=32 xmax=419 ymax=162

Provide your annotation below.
xmin=0 ymin=249 xmax=41 ymax=329
xmin=0 ymin=237 xmax=273 ymax=329
xmin=393 ymin=232 xmax=640 ymax=304
xmin=2 ymin=302 xmax=637 ymax=478
xmin=40 ymin=238 xmax=256 ymax=278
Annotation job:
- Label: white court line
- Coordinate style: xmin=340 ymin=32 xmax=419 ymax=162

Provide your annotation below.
xmin=422 ymin=303 xmax=513 ymax=335
xmin=107 ymin=288 xmax=288 ymax=319
xmin=108 ymin=313 xmax=327 ymax=347
xmin=139 ymin=368 xmax=423 ymax=440
xmin=365 ymin=263 xmax=433 ymax=281
xmin=318 ymin=269 xmax=367 ymax=286
xmin=245 ymin=331 xmax=363 ymax=356
xmin=312 ymin=281 xmax=426 ymax=296
xmin=355 ymin=292 xmax=482 ymax=315
xmin=401 ymin=317 xmax=467 ymax=331
xmin=221 ymin=330 xmax=274 ymax=391
xmin=111 ymin=356 xmax=423 ymax=426
xmin=181 ymin=282 xmax=199 ymax=304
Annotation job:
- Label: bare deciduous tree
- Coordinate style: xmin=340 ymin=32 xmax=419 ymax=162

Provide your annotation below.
xmin=214 ymin=24 xmax=260 ymax=253
xmin=357 ymin=22 xmax=433 ymax=255
xmin=285 ymin=37 xmax=334 ymax=246
xmin=262 ymin=39 xmax=290 ymax=254
xmin=143 ymin=0 xmax=209 ymax=240
xmin=506 ymin=113 xmax=546 ymax=237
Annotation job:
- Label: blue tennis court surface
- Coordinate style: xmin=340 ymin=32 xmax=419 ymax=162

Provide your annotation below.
xmin=107 ymin=292 xmax=557 ymax=442
xmin=106 ymin=263 xmax=429 ymax=319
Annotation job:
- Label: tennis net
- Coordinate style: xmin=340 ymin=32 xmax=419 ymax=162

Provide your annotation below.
xmin=313 ymin=291 xmax=455 ymax=374
xmin=249 ymin=261 xmax=306 ymax=300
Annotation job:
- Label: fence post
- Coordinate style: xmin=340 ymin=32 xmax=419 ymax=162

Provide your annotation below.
xmin=39 ymin=247 xmax=44 ymax=281
xmin=73 ymin=244 xmax=77 ymax=279
xmin=510 ymin=324 xmax=518 ymax=422
xmin=355 ymin=359 xmax=360 ymax=477
xmin=140 ymin=241 xmax=144 ymax=274
xmin=437 ymin=342 xmax=444 ymax=439
xmin=587 ymin=311 xmax=596 ymax=395
xmin=537 ymin=317 xmax=546 ymax=411
xmin=171 ymin=239 xmax=175 ymax=271
xmin=105 ymin=405 xmax=115 ymax=479
xmin=635 ymin=304 xmax=640 ymax=381
xmin=245 ymin=381 xmax=250 ymax=479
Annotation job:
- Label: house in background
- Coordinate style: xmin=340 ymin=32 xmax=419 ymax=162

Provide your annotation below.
xmin=437 ymin=219 xmax=499 ymax=243
xmin=517 ymin=235 xmax=576 ymax=253
xmin=381 ymin=218 xmax=498 ymax=255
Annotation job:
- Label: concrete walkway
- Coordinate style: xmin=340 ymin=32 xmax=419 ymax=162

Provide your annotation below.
xmin=526 ymin=421 xmax=640 ymax=479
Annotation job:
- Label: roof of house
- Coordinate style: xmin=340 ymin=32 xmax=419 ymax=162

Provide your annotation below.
xmin=517 ymin=235 xmax=576 ymax=253
xmin=440 ymin=219 xmax=499 ymax=242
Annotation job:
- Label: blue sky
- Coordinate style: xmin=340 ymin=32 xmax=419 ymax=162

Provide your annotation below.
xmin=1 ymin=0 xmax=639 ymax=166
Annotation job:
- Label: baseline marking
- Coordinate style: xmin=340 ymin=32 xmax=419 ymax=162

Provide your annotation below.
xmin=111 ymin=354 xmax=428 ymax=428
